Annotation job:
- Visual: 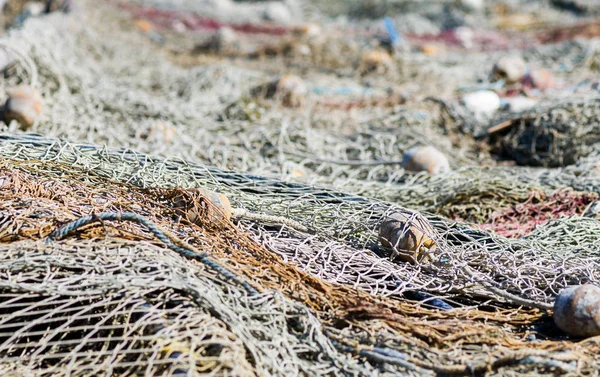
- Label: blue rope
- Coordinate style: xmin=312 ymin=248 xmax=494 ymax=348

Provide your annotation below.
xmin=46 ymin=212 xmax=259 ymax=296
xmin=384 ymin=17 xmax=401 ymax=46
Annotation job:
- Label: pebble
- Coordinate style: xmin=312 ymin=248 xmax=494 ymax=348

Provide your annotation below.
xmin=263 ymin=2 xmax=292 ymax=24
xmin=24 ymin=2 xmax=45 ymax=16
xmin=276 ymin=74 xmax=307 ymax=107
xmin=461 ymin=90 xmax=501 ymax=119
xmin=492 ymin=55 xmax=528 ymax=83
xmin=3 ymin=86 xmax=43 ymax=129
xmin=402 ymin=145 xmax=451 ymax=176
xmin=503 ymin=96 xmax=537 ymax=112
xmin=360 ymin=49 xmax=393 ymax=74
xmin=455 ymin=26 xmax=475 ymax=49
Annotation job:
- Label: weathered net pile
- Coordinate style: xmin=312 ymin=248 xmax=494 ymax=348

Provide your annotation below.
xmin=483 ymin=98 xmax=600 ymax=167
xmin=0 ymin=0 xmax=599 ymax=376
xmin=0 ymin=0 xmax=480 ymax=186
xmin=0 ymin=134 xmax=599 ymax=376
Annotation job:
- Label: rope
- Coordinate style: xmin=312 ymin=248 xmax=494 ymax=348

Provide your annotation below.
xmin=330 ymin=339 xmax=431 ymax=374
xmin=463 ymin=265 xmax=553 ymax=310
xmin=46 ymin=212 xmax=260 ymax=296
xmin=232 ymin=208 xmax=309 ymax=233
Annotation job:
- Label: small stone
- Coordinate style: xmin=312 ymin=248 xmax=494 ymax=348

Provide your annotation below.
xmin=455 ymin=26 xmax=474 ymax=49
xmin=360 ymin=49 xmax=393 ymax=74
xmin=24 ymin=2 xmax=45 ymax=16
xmin=492 ymin=56 xmax=528 ymax=83
xmin=402 ymin=146 xmax=451 ymax=176
xmin=461 ymin=90 xmax=501 ymax=119
xmin=276 ymin=74 xmax=307 ymax=107
xmin=263 ymin=2 xmax=291 ymax=24
xmin=3 ymin=85 xmax=43 ymax=129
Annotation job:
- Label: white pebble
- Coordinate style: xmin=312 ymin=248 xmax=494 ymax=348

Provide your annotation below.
xmin=455 ymin=26 xmax=474 ymax=49
xmin=503 ymin=96 xmax=536 ymax=112
xmin=24 ymin=2 xmax=45 ymax=16
xmin=263 ymin=2 xmax=292 ymax=24
xmin=461 ymin=90 xmax=501 ymax=119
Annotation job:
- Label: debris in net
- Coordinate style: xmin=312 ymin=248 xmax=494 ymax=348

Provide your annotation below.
xmin=291 ymin=23 xmax=321 ymax=40
xmin=502 ymin=96 xmax=537 ymax=112
xmin=359 ymin=48 xmax=394 ymax=75
xmin=171 ymin=187 xmax=232 ymax=223
xmin=141 ymin=121 xmax=178 ymax=144
xmin=457 ymin=0 xmax=485 ymax=12
xmin=419 ymin=42 xmax=444 ymax=55
xmin=44 ymin=0 xmax=72 ymax=13
xmin=583 ymin=201 xmax=600 ymax=219
xmin=378 ymin=210 xmax=437 ymax=264
xmin=3 ymin=85 xmax=42 ymax=129
xmin=380 ymin=17 xmax=404 ymax=54
xmin=275 ymin=74 xmax=307 ymax=107
xmin=553 ymin=284 xmax=600 ymax=338
xmin=133 ymin=18 xmax=164 ymax=44
xmin=454 ymin=26 xmax=475 ymax=49
xmin=402 ymin=145 xmax=451 ymax=175
xmin=403 ymin=290 xmax=454 ymax=310
xmin=317 ymin=90 xmax=405 ymax=110
xmin=262 ymin=2 xmax=291 ymax=24
xmin=492 ymin=55 xmax=527 ymax=84
xmin=522 ymin=68 xmax=555 ymax=91
xmin=134 ymin=18 xmax=153 ymax=33
xmin=23 ymin=2 xmax=45 ymax=17
xmin=195 ymin=26 xmax=240 ymax=55
xmin=495 ymin=13 xmax=535 ymax=31
xmin=551 ymin=0 xmax=600 ymax=15
xmin=461 ymin=90 xmax=501 ymax=119
xmin=497 ymin=99 xmax=600 ymax=167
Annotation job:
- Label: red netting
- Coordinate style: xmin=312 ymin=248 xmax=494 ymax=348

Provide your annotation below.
xmin=478 ymin=189 xmax=598 ymax=238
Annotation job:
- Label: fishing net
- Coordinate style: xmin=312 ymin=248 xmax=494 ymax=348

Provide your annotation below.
xmin=0 ymin=134 xmax=599 ymax=376
xmin=0 ymin=0 xmax=599 ymax=376
xmin=487 ymin=98 xmax=600 ymax=167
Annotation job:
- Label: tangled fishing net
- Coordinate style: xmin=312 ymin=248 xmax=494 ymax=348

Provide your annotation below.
xmin=0 ymin=0 xmax=598 ymax=376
